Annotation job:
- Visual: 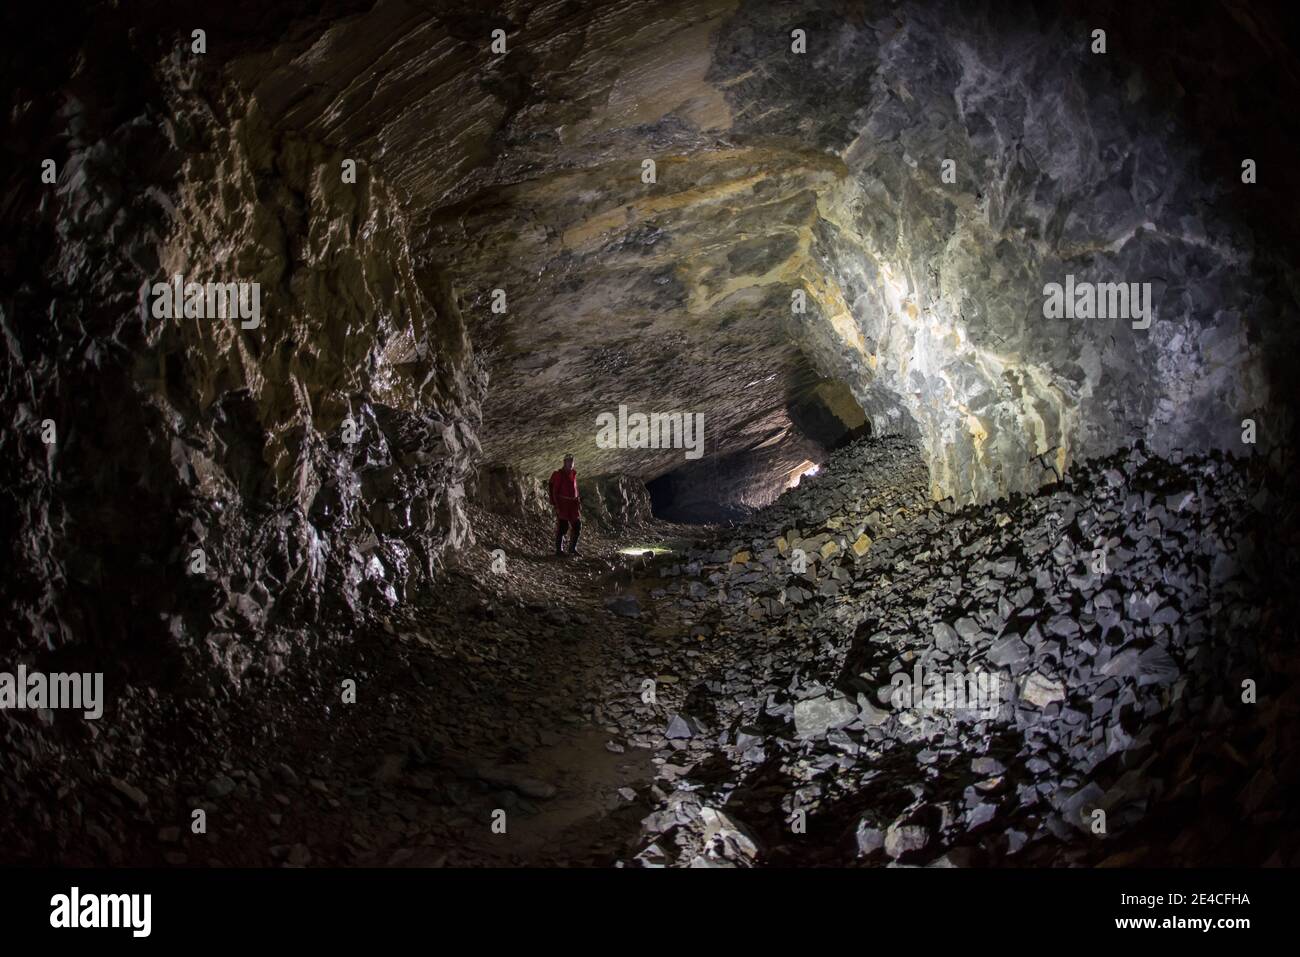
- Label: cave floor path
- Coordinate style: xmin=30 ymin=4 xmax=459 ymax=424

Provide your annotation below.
xmin=352 ymin=515 xmax=695 ymax=867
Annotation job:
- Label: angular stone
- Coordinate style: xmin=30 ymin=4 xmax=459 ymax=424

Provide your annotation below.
xmin=932 ymin=621 xmax=959 ymax=654
xmin=1021 ymin=672 xmax=1066 ymax=707
xmin=971 ymin=756 xmax=1005 ymax=776
xmin=855 ymin=820 xmax=885 ymax=857
xmin=700 ymin=807 xmax=761 ymax=860
xmin=884 ymin=822 xmax=930 ymax=860
xmin=666 ymin=714 xmax=703 ymax=739
xmin=988 ymin=635 xmax=1031 ymax=667
xmin=793 ymin=694 xmax=859 ymax=737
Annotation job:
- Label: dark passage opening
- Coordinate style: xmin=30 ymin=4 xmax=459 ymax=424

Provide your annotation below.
xmin=647 ymin=379 xmax=870 ymax=524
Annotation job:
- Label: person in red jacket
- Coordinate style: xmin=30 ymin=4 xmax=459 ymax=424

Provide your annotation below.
xmin=549 ymin=454 xmax=581 ymax=556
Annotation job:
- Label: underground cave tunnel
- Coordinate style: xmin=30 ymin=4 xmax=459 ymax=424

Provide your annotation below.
xmin=646 ymin=376 xmax=869 ymax=523
xmin=2 ymin=0 xmax=1300 ymax=888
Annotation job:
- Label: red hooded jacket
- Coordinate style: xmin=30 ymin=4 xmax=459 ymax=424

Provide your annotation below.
xmin=549 ymin=467 xmax=580 ymax=521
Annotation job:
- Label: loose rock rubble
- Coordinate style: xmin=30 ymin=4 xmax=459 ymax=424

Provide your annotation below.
xmin=2 ymin=435 xmax=1294 ymax=867
xmin=608 ymin=437 xmax=1298 ymax=867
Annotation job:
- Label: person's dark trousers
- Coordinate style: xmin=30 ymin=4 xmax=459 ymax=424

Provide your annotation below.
xmin=555 ymin=519 xmax=581 ymax=554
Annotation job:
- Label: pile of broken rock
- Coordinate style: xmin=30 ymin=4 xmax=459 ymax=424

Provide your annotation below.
xmin=616 ymin=436 xmax=1296 ymax=867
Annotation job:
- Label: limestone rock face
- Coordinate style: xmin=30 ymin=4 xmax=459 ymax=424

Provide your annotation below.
xmin=147 ymin=87 xmax=486 ymax=681
xmin=585 ymin=474 xmax=654 ymax=529
xmin=473 ymin=464 xmax=550 ymax=518
xmin=2 ymin=38 xmax=484 ymax=683
xmin=230 ymin=0 xmax=1289 ymax=502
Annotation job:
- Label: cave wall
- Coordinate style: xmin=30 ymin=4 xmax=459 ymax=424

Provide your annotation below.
xmin=145 ymin=74 xmax=486 ymax=682
xmin=2 ymin=12 xmax=484 ymax=686
xmin=720 ymin=0 xmax=1291 ymax=502
xmin=473 ymin=463 xmax=653 ymax=530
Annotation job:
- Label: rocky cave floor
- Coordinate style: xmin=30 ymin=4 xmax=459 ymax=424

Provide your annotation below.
xmin=4 ymin=437 xmax=1297 ymax=867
